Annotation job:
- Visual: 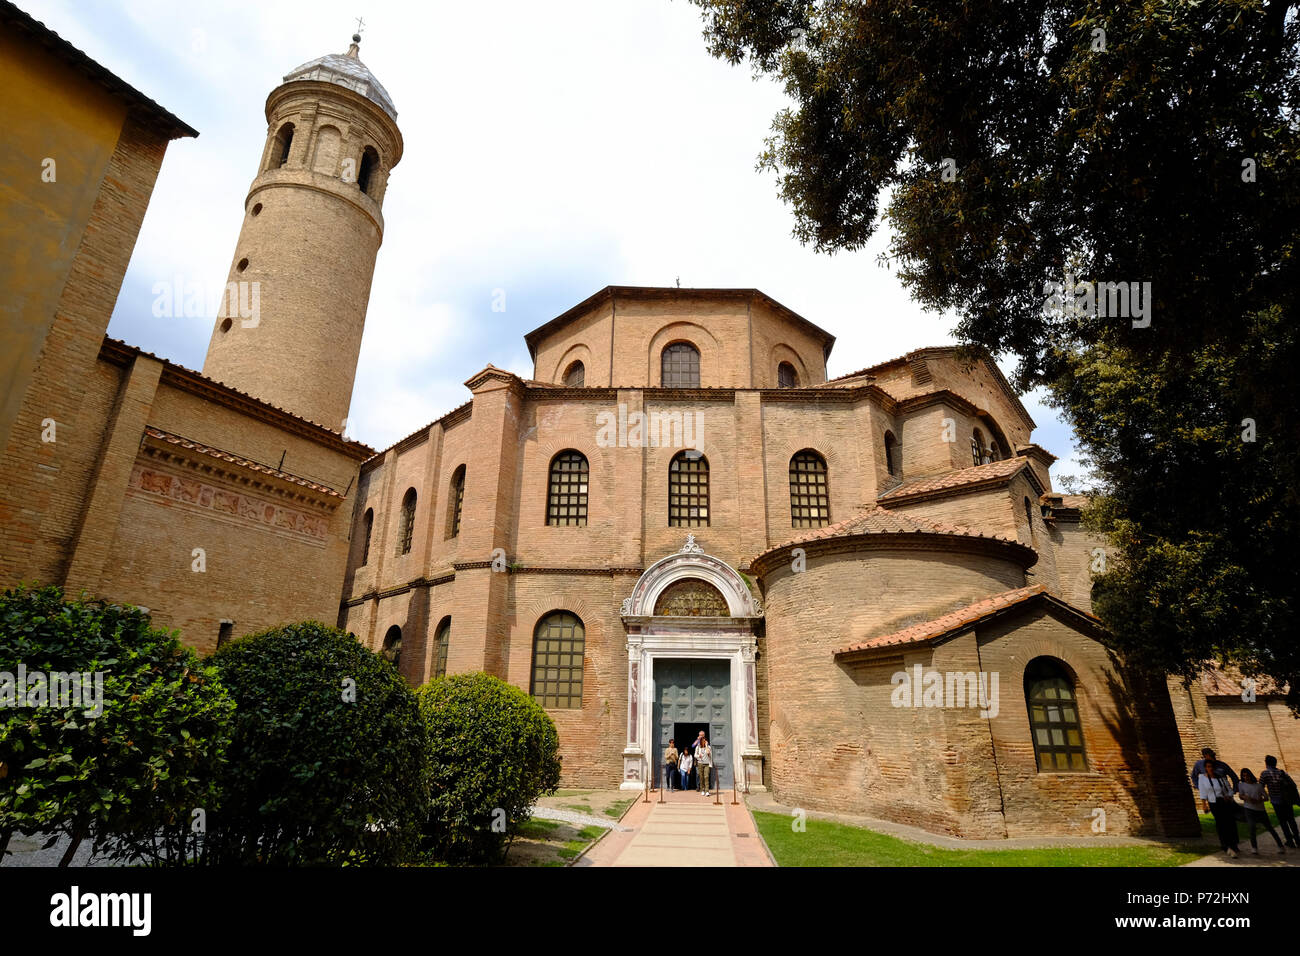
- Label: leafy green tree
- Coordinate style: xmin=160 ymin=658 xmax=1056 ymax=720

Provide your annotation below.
xmin=0 ymin=585 xmax=233 ymax=865
xmin=205 ymin=621 xmax=428 ymax=865
xmin=416 ymin=672 xmax=561 ymax=864
xmin=689 ymin=0 xmax=1300 ymax=698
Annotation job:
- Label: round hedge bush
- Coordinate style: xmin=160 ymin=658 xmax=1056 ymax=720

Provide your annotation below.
xmin=206 ymin=621 xmax=428 ymax=865
xmin=417 ymin=672 xmax=561 ymax=864
xmin=0 ymin=585 xmax=233 ymax=865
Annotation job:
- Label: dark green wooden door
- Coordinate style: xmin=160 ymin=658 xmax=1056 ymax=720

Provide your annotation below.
xmin=653 ymin=658 xmax=730 ymax=788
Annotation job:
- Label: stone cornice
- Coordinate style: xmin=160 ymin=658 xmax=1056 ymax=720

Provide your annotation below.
xmin=749 ymin=530 xmax=1037 ymax=580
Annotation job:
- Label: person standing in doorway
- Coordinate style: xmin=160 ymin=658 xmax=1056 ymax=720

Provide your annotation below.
xmin=1259 ymin=755 xmax=1300 ymax=848
xmin=1198 ymin=760 xmax=1240 ymax=859
xmin=696 ymin=736 xmax=713 ymax=796
xmin=664 ymin=739 xmax=679 ymax=792
xmin=1238 ymin=767 xmax=1285 ymax=855
xmin=678 ymin=745 xmax=693 ymax=793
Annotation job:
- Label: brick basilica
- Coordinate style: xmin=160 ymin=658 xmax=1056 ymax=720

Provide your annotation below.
xmin=4 ymin=5 xmax=1294 ymax=840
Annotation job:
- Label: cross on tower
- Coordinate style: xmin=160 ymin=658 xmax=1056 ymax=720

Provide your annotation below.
xmin=354 ymin=16 xmax=365 ymax=35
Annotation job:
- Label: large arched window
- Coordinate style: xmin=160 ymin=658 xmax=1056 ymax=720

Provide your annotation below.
xmin=381 ymin=625 xmax=402 ymax=672
xmin=448 ymin=465 xmax=465 ymax=538
xmin=546 ymin=451 xmax=589 ymax=526
xmin=884 ymin=431 xmax=901 ymax=478
xmin=563 ymin=361 xmax=585 ymax=387
xmin=271 ymin=122 xmax=294 ymax=168
xmin=1025 ymin=658 xmax=1087 ymax=772
xmin=530 ymin=611 xmax=585 ymax=709
xmin=360 ymin=508 xmax=374 ymax=566
xmin=777 ymin=362 xmax=799 ymax=388
xmin=397 ymin=488 xmax=417 ymax=555
xmin=668 ymin=451 xmax=709 ymax=527
xmin=789 ymin=450 xmax=830 ymax=528
xmin=661 ymin=342 xmax=700 ymax=388
xmin=434 ymin=617 xmax=451 ymax=679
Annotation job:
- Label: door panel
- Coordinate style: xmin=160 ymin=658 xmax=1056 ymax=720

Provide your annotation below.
xmin=653 ymin=658 xmax=730 ymax=787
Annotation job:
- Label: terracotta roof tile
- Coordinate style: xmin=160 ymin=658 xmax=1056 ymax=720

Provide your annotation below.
xmin=877 ymin=458 xmax=1029 ymax=502
xmin=756 ymin=507 xmax=1020 ymax=565
xmin=143 ymin=427 xmax=344 ymax=497
xmin=835 ymin=585 xmax=1049 ymax=656
xmin=1199 ymin=664 xmax=1288 ymax=698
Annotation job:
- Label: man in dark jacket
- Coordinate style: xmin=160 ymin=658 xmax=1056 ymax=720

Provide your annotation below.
xmin=1191 ymin=748 xmax=1239 ymax=792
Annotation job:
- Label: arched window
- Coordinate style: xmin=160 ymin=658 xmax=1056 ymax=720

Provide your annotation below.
xmin=448 ymin=465 xmax=465 ymax=538
xmin=971 ymin=429 xmax=985 ymax=467
xmin=530 ymin=611 xmax=585 ymax=709
xmin=358 ymin=146 xmax=379 ymax=196
xmin=272 ymin=122 xmax=294 ymax=168
xmin=1025 ymin=658 xmax=1087 ymax=771
xmin=563 ymin=361 xmax=585 ymax=387
xmin=789 ymin=450 xmax=830 ymax=528
xmin=434 ymin=617 xmax=451 ymax=679
xmin=381 ymin=625 xmax=402 ymax=672
xmin=360 ymin=508 xmax=374 ymax=566
xmin=661 ymin=342 xmax=700 ymax=388
xmin=668 ymin=451 xmax=709 ymax=527
xmin=397 ymin=488 xmax=417 ymax=555
xmin=884 ymin=431 xmax=901 ymax=478
xmin=778 ymin=362 xmax=799 ymax=388
xmin=653 ymin=578 xmax=729 ymax=616
xmin=546 ymin=451 xmax=588 ymax=526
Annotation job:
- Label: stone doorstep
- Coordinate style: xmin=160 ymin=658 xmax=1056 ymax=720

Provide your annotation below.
xmin=745 ymin=791 xmax=1209 ymax=851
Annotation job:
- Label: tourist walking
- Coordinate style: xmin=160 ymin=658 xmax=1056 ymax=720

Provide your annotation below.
xmin=1237 ymin=768 xmax=1285 ymax=855
xmin=1191 ymin=747 xmax=1239 ymax=792
xmin=664 ymin=739 xmax=679 ymax=791
xmin=1198 ymin=760 xmax=1240 ymax=858
xmin=678 ymin=747 xmax=693 ymax=792
xmin=696 ymin=736 xmax=713 ymax=796
xmin=1259 ymin=755 xmax=1300 ymax=848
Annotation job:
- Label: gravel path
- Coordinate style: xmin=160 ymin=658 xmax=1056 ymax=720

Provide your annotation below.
xmin=2 ymin=832 xmax=113 ymax=867
xmin=530 ymin=806 xmax=631 ymax=832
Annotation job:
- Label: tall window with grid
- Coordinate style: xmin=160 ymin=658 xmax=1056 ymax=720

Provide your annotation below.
xmin=530 ymin=611 xmax=585 ymax=709
xmin=563 ymin=361 xmax=585 ymax=387
xmin=434 ymin=617 xmax=451 ymax=679
xmin=546 ymin=451 xmax=589 ymax=526
xmin=1025 ymin=658 xmax=1088 ymax=772
xmin=448 ymin=465 xmax=465 ymax=537
xmin=668 ymin=452 xmax=709 ymax=527
xmin=789 ymin=450 xmax=831 ymax=528
xmin=396 ymin=488 xmax=416 ymax=555
xmin=661 ymin=342 xmax=700 ymax=387
xmin=777 ymin=361 xmax=799 ymax=388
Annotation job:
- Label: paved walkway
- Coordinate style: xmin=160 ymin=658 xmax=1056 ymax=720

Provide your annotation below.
xmin=578 ymin=789 xmax=773 ymax=867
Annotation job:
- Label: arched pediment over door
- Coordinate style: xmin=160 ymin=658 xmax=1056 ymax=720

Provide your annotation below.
xmin=621 ymin=536 xmax=763 ymax=620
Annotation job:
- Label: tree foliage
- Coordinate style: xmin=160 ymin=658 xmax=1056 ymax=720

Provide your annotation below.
xmin=0 ymin=585 xmax=233 ymax=865
xmin=416 ymin=672 xmax=561 ymax=864
xmin=690 ymin=0 xmax=1300 ymax=698
xmin=205 ymin=621 xmax=428 ymax=865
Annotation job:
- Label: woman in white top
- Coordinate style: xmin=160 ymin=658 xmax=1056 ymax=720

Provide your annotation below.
xmin=1238 ymin=768 xmax=1285 ymax=854
xmin=678 ymin=749 xmax=693 ymax=792
xmin=1198 ymin=760 xmax=1240 ymax=858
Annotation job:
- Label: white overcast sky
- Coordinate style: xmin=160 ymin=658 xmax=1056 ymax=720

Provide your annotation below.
xmin=25 ymin=0 xmax=1084 ymax=480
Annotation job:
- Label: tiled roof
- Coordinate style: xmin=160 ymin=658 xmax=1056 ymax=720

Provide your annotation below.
xmin=1055 ymin=495 xmax=1090 ymax=510
xmin=877 ymin=458 xmax=1029 ymax=502
xmin=833 ymin=584 xmax=1105 ymax=657
xmin=143 ymin=427 xmax=344 ymax=497
xmin=757 ymin=507 xmax=1019 ymax=564
xmin=1199 ymin=665 xmax=1288 ymax=698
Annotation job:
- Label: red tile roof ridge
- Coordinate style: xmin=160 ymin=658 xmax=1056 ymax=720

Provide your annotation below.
xmin=877 ymin=458 xmax=1029 ymax=501
xmin=142 ymin=426 xmax=343 ymax=497
xmin=835 ymin=585 xmax=1049 ymax=655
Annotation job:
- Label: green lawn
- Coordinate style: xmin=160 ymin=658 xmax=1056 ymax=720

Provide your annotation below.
xmin=751 ymin=810 xmax=1211 ymax=867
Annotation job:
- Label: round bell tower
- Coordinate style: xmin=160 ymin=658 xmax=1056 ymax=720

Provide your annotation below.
xmin=202 ymin=34 xmax=403 ymax=431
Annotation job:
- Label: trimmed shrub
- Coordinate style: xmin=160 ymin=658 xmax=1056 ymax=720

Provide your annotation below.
xmin=417 ymin=672 xmax=561 ymax=863
xmin=0 ymin=585 xmax=233 ymax=865
xmin=205 ymin=621 xmax=428 ymax=865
